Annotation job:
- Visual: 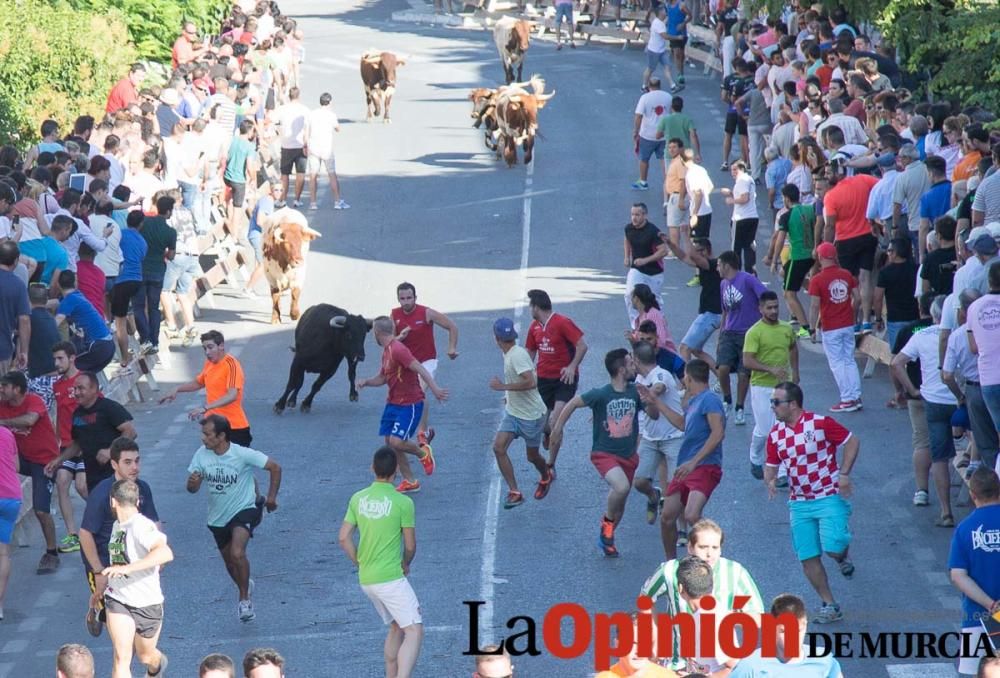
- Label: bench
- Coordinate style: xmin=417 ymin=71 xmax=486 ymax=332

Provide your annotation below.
xmin=857 ymin=333 xmax=892 ymax=378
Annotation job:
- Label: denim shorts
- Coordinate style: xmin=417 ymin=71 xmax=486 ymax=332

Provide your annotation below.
xmin=681 ymin=312 xmax=722 ymax=351
xmin=924 ymin=400 xmax=958 ymax=462
xmin=498 ymin=412 xmax=546 ymax=448
xmin=248 ymin=230 xmax=264 ymax=264
xmin=554 ymin=2 xmax=573 ymax=23
xmin=638 ymin=137 xmax=665 ymax=163
xmin=163 ymin=253 xmax=202 ymax=295
xmin=646 ymin=49 xmax=670 ymax=69
xmin=789 ymin=494 xmax=852 ymax=561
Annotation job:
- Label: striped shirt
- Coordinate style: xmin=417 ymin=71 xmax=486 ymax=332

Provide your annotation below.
xmin=972 ymin=171 xmax=1000 ymax=224
xmin=640 ymin=557 xmax=764 ymax=669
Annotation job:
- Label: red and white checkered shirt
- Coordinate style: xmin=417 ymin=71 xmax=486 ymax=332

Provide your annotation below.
xmin=766 ymin=411 xmax=852 ymax=501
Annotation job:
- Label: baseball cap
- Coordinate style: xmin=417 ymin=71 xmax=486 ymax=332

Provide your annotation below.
xmin=877 ymin=152 xmax=897 ymax=168
xmin=493 ymin=317 xmax=517 ymax=341
xmin=971 ymin=233 xmax=999 ymax=256
xmin=0 ymin=371 xmax=27 ymax=391
xmin=816 ymin=242 xmax=838 ymax=260
xmin=965 ymin=225 xmax=989 ymax=245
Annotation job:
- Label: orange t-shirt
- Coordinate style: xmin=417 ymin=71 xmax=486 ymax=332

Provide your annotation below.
xmin=197 ymin=354 xmax=249 ymax=429
xmin=824 ymin=174 xmax=879 ymax=241
xmin=953 ymin=150 xmax=981 ymax=182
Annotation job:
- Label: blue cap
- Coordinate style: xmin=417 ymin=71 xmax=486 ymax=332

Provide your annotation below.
xmin=493 ymin=317 xmax=518 ymax=341
xmin=877 ymin=152 xmax=897 ymax=168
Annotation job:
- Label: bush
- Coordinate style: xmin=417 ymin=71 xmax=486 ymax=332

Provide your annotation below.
xmin=0 ymin=0 xmax=136 ymax=146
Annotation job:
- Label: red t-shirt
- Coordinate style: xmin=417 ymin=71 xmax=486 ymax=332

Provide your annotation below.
xmin=391 ymin=305 xmax=436 ymax=362
xmin=381 ymin=340 xmax=424 ymax=405
xmin=171 ymin=36 xmax=194 ymax=69
xmin=807 ymin=265 xmax=858 ymax=331
xmin=0 ymin=393 xmax=59 ymax=464
xmin=53 ymin=375 xmax=76 ymax=447
xmin=105 ymin=78 xmax=137 ymax=114
xmin=525 ymin=313 xmax=584 ymax=379
xmin=77 ymin=261 xmax=106 ymax=319
xmin=824 ymin=174 xmax=878 ymax=242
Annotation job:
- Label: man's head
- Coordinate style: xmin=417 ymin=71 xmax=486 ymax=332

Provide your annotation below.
xmin=925 ymin=154 xmax=947 ymax=181
xmin=57 ymin=270 xmax=77 ymax=294
xmin=110 ymin=478 xmax=140 ymax=518
xmin=909 ymin=114 xmax=929 ymax=138
xmin=73 ymin=372 xmax=100 ymax=407
xmin=128 ymin=63 xmax=146 ymax=86
xmin=110 ymin=437 xmax=140 ymax=481
xmin=396 ymin=282 xmax=417 ymax=312
xmin=635 ymin=319 xmax=659 ymax=350
xmin=493 ymin=317 xmax=517 ymax=346
xmin=990 ymin=260 xmax=1000 ymax=293
xmin=979 ymin=656 xmax=1000 ymax=678
xmin=28 ymin=283 xmax=48 ymax=308
xmin=630 ymin=202 xmax=648 ymax=227
xmin=201 ymin=330 xmax=226 ymax=364
xmin=781 ymin=183 xmax=800 ymax=206
xmin=371 ymin=315 xmax=395 ymax=347
xmin=527 ymin=289 xmax=552 ymax=320
xmin=717 ymin=250 xmax=741 ymax=279
xmin=676 ymin=555 xmax=713 ymax=606
xmin=973 ymin=234 xmax=1000 ymax=262
xmin=969 ymin=466 xmax=1000 ymax=508
xmin=372 ymin=445 xmax=398 ymax=480
xmin=887 ymin=237 xmax=913 ymax=264
xmin=50 ymin=214 xmax=75 ymax=242
xmin=474 ymin=646 xmax=513 ymax=678
xmin=687 ymin=518 xmax=723 ymax=568
xmin=759 ymin=290 xmax=780 ymax=323
xmin=200 ymin=414 xmax=232 ymax=448
xmin=604 ymin=348 xmax=635 ymax=381
xmin=632 ymin=340 xmax=657 ymax=370
xmin=199 ymin=654 xmax=236 ymax=678
xmin=934 ymin=215 xmax=957 ymax=244
xmin=816 ymin=241 xmax=838 ymax=267
xmin=647 ymin=77 xmax=661 ymax=91
xmin=155 ymin=194 xmax=175 ymax=218
xmin=0 ymin=371 xmax=27 ymax=403
xmin=667 ymin=137 xmax=684 ymax=159
xmin=683 ymin=358 xmax=711 ymax=392
xmin=52 ymin=341 xmax=77 ymax=376
xmin=770 ymin=593 xmax=808 ymax=654
xmin=770 ymin=381 xmax=804 ymax=423
xmin=56 ymin=643 xmax=94 ymax=678
xmin=243 ymin=648 xmax=285 ymax=678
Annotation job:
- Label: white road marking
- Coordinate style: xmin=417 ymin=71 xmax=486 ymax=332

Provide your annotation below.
xmin=595 ymin=88 xmax=606 ymax=96
xmin=430 ymin=189 xmax=557 ymax=210
xmin=17 ymin=617 xmax=44 ymax=632
xmin=885 ymin=663 xmax=956 ymax=677
xmin=165 ymin=424 xmax=182 ymax=436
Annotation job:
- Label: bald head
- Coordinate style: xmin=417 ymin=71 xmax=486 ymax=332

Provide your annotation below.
xmin=57 ymin=644 xmax=94 ymax=678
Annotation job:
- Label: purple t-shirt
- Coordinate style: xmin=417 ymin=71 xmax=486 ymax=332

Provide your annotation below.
xmin=721 ymin=271 xmax=767 ymax=332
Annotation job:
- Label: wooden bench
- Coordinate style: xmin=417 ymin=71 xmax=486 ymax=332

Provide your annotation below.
xmin=857 ymin=333 xmax=892 ymax=378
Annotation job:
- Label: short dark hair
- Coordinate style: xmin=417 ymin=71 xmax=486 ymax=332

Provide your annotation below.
xmin=759 ymin=290 xmax=779 ymax=304
xmin=126 ymin=211 xmax=144 ymax=229
xmin=0 ymin=241 xmax=18 ymax=267
xmin=110 ymin=437 xmax=139 ymax=462
xmin=243 ymin=648 xmax=285 ymax=676
xmin=676 ymin=555 xmax=713 ymax=598
xmin=604 ymin=348 xmax=629 ymax=378
xmin=527 ymin=289 xmax=552 ymax=311
xmin=671 ymin=96 xmax=683 ymax=112
xmin=319 ymin=92 xmax=332 ymax=106
xmin=201 ymin=414 xmax=232 ymax=441
xmin=201 ymin=330 xmax=225 ymax=346
xmin=637 ymin=319 xmax=657 ymax=335
xmin=155 ymin=195 xmax=175 ymax=216
xmin=76 ymin=371 xmax=100 ymax=389
xmin=774 ymin=381 xmax=803 ymax=407
xmin=372 ymin=446 xmax=398 ymax=478
xmin=781 ymin=183 xmax=800 ymax=202
xmin=57 ymin=270 xmax=76 ymax=290
xmin=633 ymin=341 xmax=657 ymax=366
xmin=200 ymin=654 xmax=235 ymax=678
xmin=396 ymin=282 xmax=416 ymax=296
xmin=969 ymin=466 xmax=1000 ymax=501
xmin=239 ymin=119 xmax=255 ymax=135
xmin=52 ymin=340 xmax=76 ymax=357
xmin=685 ymin=358 xmax=710 ymax=384
xmin=718 ymin=250 xmax=740 ymax=270
xmin=770 ymin=593 xmax=807 ymax=619
xmin=924 ymin=154 xmax=947 ymax=176
xmin=668 ymin=137 xmax=685 ymax=148
xmin=888 ymin=237 xmax=913 ymax=261
xmin=934 ymin=215 xmax=957 ymax=241
xmin=989 ymin=260 xmax=1000 ymax=292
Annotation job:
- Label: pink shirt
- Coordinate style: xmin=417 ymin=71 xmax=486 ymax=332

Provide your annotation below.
xmin=635 ymin=307 xmax=677 ymax=353
xmin=0 ymin=427 xmax=20 ymax=500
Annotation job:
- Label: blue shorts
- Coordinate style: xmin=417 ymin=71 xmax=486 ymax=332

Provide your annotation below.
xmin=379 ymin=402 xmax=424 ymax=441
xmin=789 ymin=494 xmax=852 ymax=561
xmin=0 ymin=498 xmax=21 ymax=544
xmin=638 ymin=137 xmax=665 ymax=163
xmin=498 ymin=412 xmax=546 ymax=448
xmin=163 ymin=254 xmax=202 ymax=295
xmin=681 ymin=312 xmax=722 ymax=351
xmin=554 ymin=2 xmax=573 ymax=23
xmin=646 ymin=49 xmax=670 ymax=70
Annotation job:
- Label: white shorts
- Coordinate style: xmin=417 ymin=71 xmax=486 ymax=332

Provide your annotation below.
xmin=361 ymin=577 xmax=422 ymax=628
xmin=958 ymin=626 xmax=987 ymax=675
xmin=418 ymin=359 xmax=438 ymax=390
xmin=306 ymin=154 xmax=336 ymax=174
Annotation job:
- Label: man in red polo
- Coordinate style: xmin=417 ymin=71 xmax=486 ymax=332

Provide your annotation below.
xmin=105 ymin=64 xmax=146 ymax=115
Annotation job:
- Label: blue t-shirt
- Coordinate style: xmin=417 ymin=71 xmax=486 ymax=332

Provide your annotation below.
xmin=249 ymin=195 xmax=275 ymax=235
xmin=666 ymin=0 xmax=687 ymax=37
xmin=677 ymin=389 xmax=725 ymax=467
xmin=28 ymin=307 xmax=60 ymax=377
xmin=729 ymin=650 xmax=841 ymax=677
xmin=39 ymin=237 xmax=69 ymax=284
xmin=80 ymin=476 xmax=158 ymax=569
xmin=57 ymin=290 xmax=111 ymax=343
xmin=0 ymin=269 xmax=30 ymax=361
xmin=919 ymin=180 xmax=952 ymax=223
xmin=187 ymin=443 xmax=269 ymax=527
xmin=116 ymin=229 xmax=148 ymax=283
xmin=948 ymin=504 xmax=1000 ymax=626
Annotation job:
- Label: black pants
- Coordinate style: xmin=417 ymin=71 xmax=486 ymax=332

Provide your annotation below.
xmin=732 ymin=218 xmax=759 ymax=273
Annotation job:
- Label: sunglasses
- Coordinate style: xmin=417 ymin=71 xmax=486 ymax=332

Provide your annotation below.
xmin=769 ymin=399 xmax=792 ymax=407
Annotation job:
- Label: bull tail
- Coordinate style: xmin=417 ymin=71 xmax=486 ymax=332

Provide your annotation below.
xmin=527 ymin=74 xmax=546 ymax=95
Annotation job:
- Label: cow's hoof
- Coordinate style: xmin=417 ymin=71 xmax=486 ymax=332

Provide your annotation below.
xmin=350 ymin=392 xmax=359 ymax=402
xmin=287 ymin=398 xmax=297 ymax=409
xmin=273 ymin=403 xmax=285 ymax=415
xmin=300 ymin=403 xmax=312 ymax=414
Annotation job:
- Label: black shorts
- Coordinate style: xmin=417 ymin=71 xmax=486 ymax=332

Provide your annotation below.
xmin=716 ymin=330 xmax=747 ymax=372
xmin=224 ymin=178 xmax=246 ymax=208
xmin=724 ymin=112 xmax=747 ymax=136
xmin=536 ymin=376 xmax=577 ymax=411
xmin=280 ymin=147 xmax=307 ymax=176
xmin=111 ymin=280 xmax=141 ymax=318
xmin=692 ymin=213 xmax=712 ymax=239
xmin=229 ymin=427 xmax=253 ymax=447
xmin=835 ymin=233 xmax=878 ymax=276
xmin=104 ymin=597 xmax=163 ymax=638
xmin=18 ymin=456 xmax=53 ymax=513
xmin=669 ymin=36 xmax=688 ymax=50
xmin=209 ymin=498 xmax=264 ymax=550
xmin=784 ymin=258 xmax=815 ymax=292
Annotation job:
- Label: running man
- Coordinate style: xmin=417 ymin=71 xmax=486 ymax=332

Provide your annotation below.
xmin=339 ymin=447 xmax=423 ymax=678
xmin=664 ymin=237 xmax=722 ymax=369
xmin=550 ymin=349 xmax=656 ymax=557
xmin=766 ymin=184 xmax=818 ymax=336
xmin=358 ymin=316 xmax=448 ymax=494
xmin=664 ymin=0 xmax=691 ymax=91
xmin=51 ymin=342 xmax=86 ymax=555
xmin=186 ymin=414 xmax=282 ymax=622
xmin=160 ymin=330 xmax=253 ymax=446
xmin=101 ymin=479 xmax=172 ymax=678
xmin=489 ymin=318 xmax=552 ymax=509
xmin=391 ymin=283 xmax=458 ymax=447
xmin=525 ymin=289 xmax=588 ymax=475
xmin=640 ymin=359 xmax=725 ymax=560
xmin=766 ymin=381 xmax=859 ymax=623
xmin=718 ymin=250 xmax=768 ymax=424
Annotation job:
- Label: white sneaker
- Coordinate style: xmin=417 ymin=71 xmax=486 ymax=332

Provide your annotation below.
xmin=734 ymin=408 xmax=746 ymax=426
xmin=334 ymin=200 xmax=350 ymax=210
xmin=913 ymin=490 xmax=930 ymax=506
xmin=308 ymin=202 xmax=318 ymax=211
xmin=238 ymin=599 xmax=255 ymax=622
xmin=292 ymin=199 xmax=303 ymax=208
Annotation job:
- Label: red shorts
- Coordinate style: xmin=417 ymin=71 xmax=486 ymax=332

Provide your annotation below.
xmin=666 ymin=464 xmax=723 ymax=504
xmin=590 ymin=451 xmax=639 ymax=484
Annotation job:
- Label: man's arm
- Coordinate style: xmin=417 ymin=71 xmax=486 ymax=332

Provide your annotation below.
xmin=676 ymin=412 xmax=724 ymax=477
xmin=263 ymin=458 xmax=282 ymax=511
xmin=891 ymin=353 xmax=920 ymax=397
xmin=490 ymin=369 xmax=536 ymax=392
xmin=116 ymin=421 xmax=137 ymax=440
xmin=690 ymin=128 xmax=701 ymax=159
xmin=158 ymin=379 xmax=204 ymax=404
xmin=0 ymin=410 xmax=39 ymax=429
xmin=624 ymin=235 xmax=633 ymax=268
xmin=789 ymin=339 xmax=799 ymax=383
xmin=79 ymin=223 xmax=108 ymax=252
xmin=563 ymin=338 xmax=588 ymax=384
xmin=950 ymin=568 xmax=998 ymax=612
xmin=402 ymin=526 xmax=416 ymax=571
xmin=941 ymin=369 xmax=965 ymax=404
xmin=633 ymin=113 xmax=643 ymax=140
xmin=742 ymin=350 xmax=788 ymax=381
xmin=186 ymin=471 xmax=203 ymax=494
xmin=426 ymin=307 xmax=459 ymax=359
xmin=44 ymin=442 xmax=80 ymax=476
xmin=918 ymin=218 xmax=930 ymax=262
xmin=16 ymin=314 xmax=29 ymax=370
xmin=972 ymin=208 xmax=985 ymax=227
xmin=338 ymin=521 xmax=358 ymax=566
xmin=548 ymin=395 xmax=585 ymax=450
xmin=637 ymin=384 xmax=685 ymax=429
xmin=808 ymin=295 xmax=821 ymax=335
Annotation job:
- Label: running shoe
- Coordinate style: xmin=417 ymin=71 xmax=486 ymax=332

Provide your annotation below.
xmin=418 ymin=428 xmax=436 ymax=446
xmin=812 ymin=602 xmax=843 ymax=624
xmin=598 ymin=518 xmax=619 ymax=558
xmin=419 ymin=443 xmax=435 ymax=475
xmin=720 ymin=162 xmax=729 ymax=171
xmin=146 ymin=652 xmax=168 ymax=677
xmin=292 ymin=199 xmax=303 ymax=208
xmin=309 ymin=202 xmax=319 ymax=210
xmin=913 ymin=489 xmax=929 ymax=506
xmin=838 ymin=558 xmax=855 ymax=579
xmin=139 ymin=341 xmax=155 ymax=355
xmin=723 ymin=401 xmax=733 ymax=418
xmin=775 ymin=475 xmax=788 ymax=488
xmin=334 ymin=200 xmax=351 ymax=209
xmin=677 ymin=530 xmax=688 ymax=547
xmin=37 ymin=552 xmax=59 ymax=574
xmin=830 ymin=400 xmax=861 ymax=413
xmin=58 ymin=534 xmax=80 ymax=553
xmin=796 ymin=327 xmax=811 ymax=339
xmin=734 ymin=408 xmax=746 ymax=426
xmin=631 ymin=180 xmax=650 ymax=191
xmin=396 ymin=479 xmax=421 ymax=493
xmin=686 ymin=274 xmax=700 ymax=287
xmin=238 ymin=599 xmax=255 ymax=622
xmin=750 ymin=463 xmax=763 ymax=480
xmin=646 ymin=487 xmax=662 ymax=525
xmin=861 ymin=322 xmax=873 ymax=333
xmin=86 ymin=606 xmax=104 ymax=637
xmin=503 ymin=491 xmax=525 ymax=509
xmin=534 ymin=470 xmax=553 ymax=500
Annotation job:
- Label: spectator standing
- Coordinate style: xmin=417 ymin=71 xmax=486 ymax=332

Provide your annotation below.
xmin=172 ymin=21 xmax=210 ymax=69
xmin=683 ymin=149 xmax=714 ymax=243
xmin=26 ymin=283 xmax=60 ymax=405
xmin=338 ymin=447 xmax=423 ymax=678
xmin=0 ymin=241 xmax=31 ymax=375
xmin=75 ymin=244 xmax=106 ymax=320
xmin=105 ymin=64 xmax=146 ymax=115
xmin=553 ymin=0 xmax=576 ymax=50
xmin=661 ymin=138 xmax=689 ymax=264
xmin=304 ymin=93 xmax=349 ymax=210
xmin=54 ymin=271 xmax=115 ymax=373
xmin=643 ymin=6 xmax=676 ymax=92
xmin=721 ymin=162 xmax=759 ymax=274
xmin=971 ymin=144 xmax=1000 ymax=227
xmin=51 ymin=343 xmax=85 ymax=555
xmin=968 ymin=261 xmax=1000 ymax=437
xmin=918 ymin=155 xmax=953 ymax=261
xmin=161 ymin=190 xmax=201 ymax=341
xmin=111 ymin=212 xmax=147 ymax=367
xmin=223 ymin=120 xmax=257 ymax=234
xmin=767 ymin=184 xmax=816 ymax=334
xmin=893 ymin=143 xmax=930 ymax=254
xmin=656 ymin=96 xmax=700 ymax=161
xmin=921 ymin=215 xmax=958 ymax=295
xmin=134 ymin=196 xmax=178 ymax=355
xmin=822 ymin=169 xmax=879 ymax=330
xmin=632 ymin=79 xmax=672 ymax=191
xmin=874 ymin=237 xmax=920 ymax=348
xmin=275 ymin=87 xmax=310 ymax=208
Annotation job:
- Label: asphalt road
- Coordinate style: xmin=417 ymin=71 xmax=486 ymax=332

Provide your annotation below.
xmin=1 ymin=1 xmax=969 ymax=676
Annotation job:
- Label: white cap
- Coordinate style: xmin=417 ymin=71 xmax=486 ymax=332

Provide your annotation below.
xmin=966 ymin=225 xmax=989 ymax=244
xmin=987 ymin=222 xmax=1000 ymax=239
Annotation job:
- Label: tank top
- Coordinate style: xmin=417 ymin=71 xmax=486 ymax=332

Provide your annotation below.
xmin=391 ymin=304 xmax=436 ymax=363
xmin=666 ymin=1 xmax=687 ymax=37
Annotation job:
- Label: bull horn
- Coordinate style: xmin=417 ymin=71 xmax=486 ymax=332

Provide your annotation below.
xmin=303 ymin=225 xmax=322 ymax=239
xmin=330 ymin=316 xmax=347 ymax=328
xmin=536 ymin=91 xmax=556 ymax=102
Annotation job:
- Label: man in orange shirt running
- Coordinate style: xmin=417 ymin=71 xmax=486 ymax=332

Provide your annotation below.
xmin=160 ymin=330 xmax=253 ymax=446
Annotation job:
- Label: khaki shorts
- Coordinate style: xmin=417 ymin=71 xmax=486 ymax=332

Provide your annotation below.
xmin=362 ymin=577 xmax=422 ymax=628
xmin=665 ymin=193 xmax=689 ymax=229
xmin=306 ymin=154 xmax=336 ymax=174
xmin=908 ymin=398 xmax=930 ymax=450
xmin=636 ymin=436 xmax=683 ymax=480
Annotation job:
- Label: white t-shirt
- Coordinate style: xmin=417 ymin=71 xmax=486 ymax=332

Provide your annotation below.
xmin=731 ymin=172 xmax=758 ymax=220
xmin=105 ymin=513 xmax=166 ymax=609
xmin=276 ymin=101 xmax=310 ymax=149
xmin=306 ymin=107 xmax=340 ymax=159
xmin=177 ymin=132 xmax=206 ymax=185
xmin=636 ymin=366 xmax=682 ymax=441
xmin=502 ymin=345 xmax=547 ymax=421
xmin=126 ymin=172 xmax=165 ymax=213
xmin=102 ymin=153 xmax=126 ymax=192
xmin=648 ymin=17 xmax=668 ymax=53
xmin=685 ymin=164 xmax=714 ymax=216
xmin=682 ymin=607 xmax=728 ymax=674
xmin=91 ymin=215 xmax=122 ymax=278
xmin=900 ymin=325 xmax=959 ymax=404
xmin=635 ymin=90 xmax=672 ymax=141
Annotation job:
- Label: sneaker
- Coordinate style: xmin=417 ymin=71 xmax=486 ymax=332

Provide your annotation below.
xmin=723 ymin=402 xmax=733 ymax=418
xmin=913 ymin=489 xmax=930 ymax=506
xmin=813 ymin=602 xmax=843 ymax=624
xmin=308 ymin=202 xmax=319 ymax=210
xmin=58 ymin=534 xmax=80 ymax=553
xmin=37 ymin=552 xmax=59 ymax=574
xmin=646 ymin=487 xmax=662 ymax=525
xmin=750 ymin=463 xmax=764 ymax=480
xmin=139 ymin=341 xmax=155 ymax=355
xmin=734 ymin=408 xmax=746 ymax=426
xmin=775 ymin=475 xmax=788 ymax=488
xmin=796 ymin=327 xmax=811 ymax=339
xmin=853 ymin=323 xmax=862 ymax=334
xmin=838 ymin=558 xmax=855 ymax=579
xmin=861 ymin=322 xmax=873 ymax=333
xmin=830 ymin=400 xmax=861 ymax=413
xmin=669 ymin=84 xmax=681 ymax=94
xmin=418 ymin=444 xmax=435 ymax=475
xmin=686 ymin=274 xmax=701 ymax=287
xmin=146 ymin=652 xmax=168 ymax=677
xmin=677 ymin=530 xmax=688 ymax=547
xmin=238 ymin=599 xmax=255 ymax=622
xmin=598 ymin=518 xmax=619 ymax=558
xmin=965 ymin=461 xmax=982 ymax=480
xmin=418 ymin=428 xmax=436 ymax=446
xmin=631 ymin=180 xmax=650 ymax=191
xmin=396 ymin=479 xmax=421 ymax=494
xmin=720 ymin=162 xmax=730 ymax=171
xmin=85 ymin=607 xmax=103 ymax=637
xmin=503 ymin=491 xmax=525 ymax=509
xmin=291 ymin=199 xmax=303 ymax=208
xmin=534 ymin=470 xmax=553 ymax=500
xmin=334 ymin=200 xmax=351 ymax=209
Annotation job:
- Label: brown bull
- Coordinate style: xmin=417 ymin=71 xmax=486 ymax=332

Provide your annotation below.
xmin=469 ymin=87 xmax=500 ymax=152
xmin=261 ymin=215 xmax=322 ymax=324
xmin=494 ymin=76 xmax=554 ymax=167
xmin=494 ymin=17 xmax=531 ymax=84
xmin=360 ymin=50 xmax=406 ymax=123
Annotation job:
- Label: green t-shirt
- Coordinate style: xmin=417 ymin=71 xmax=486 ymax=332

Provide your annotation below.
xmin=344 ymin=481 xmax=415 ymax=585
xmin=580 ymin=383 xmax=642 ymax=458
xmin=656 ymin=112 xmax=694 ymax=145
xmin=778 ymin=204 xmax=816 ymax=261
xmin=224 ymin=136 xmax=257 ymax=183
xmin=139 ymin=216 xmax=177 ymax=278
xmin=743 ymin=320 xmax=796 ymax=387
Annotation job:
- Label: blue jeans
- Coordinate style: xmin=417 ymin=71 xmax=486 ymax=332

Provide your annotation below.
xmin=983 ymin=384 xmax=1000 ymax=435
xmin=178 ymin=181 xmax=197 ymax=210
xmin=924 ymin=400 xmax=958 ymax=462
xmin=132 ymin=275 xmax=164 ymax=347
xmin=887 ymin=321 xmax=910 ymax=351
